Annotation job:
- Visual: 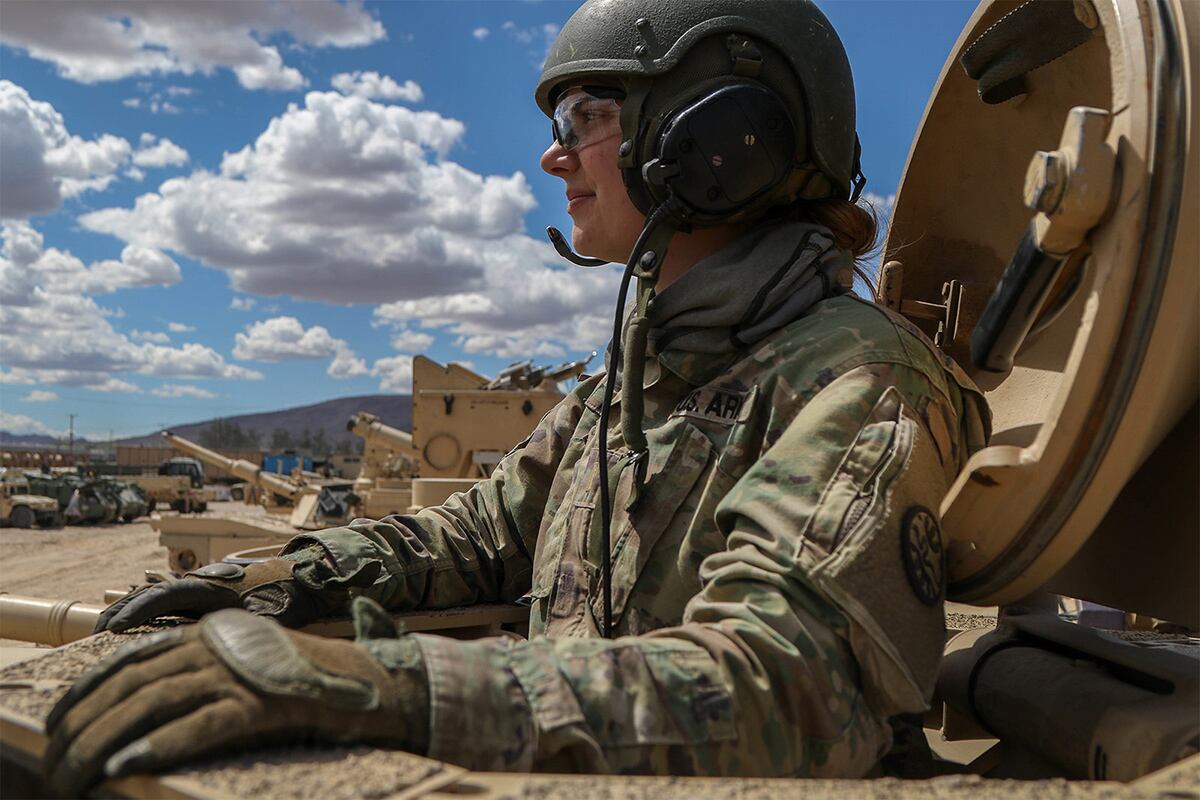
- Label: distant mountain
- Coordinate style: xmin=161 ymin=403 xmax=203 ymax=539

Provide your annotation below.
xmin=0 ymin=395 xmax=411 ymax=451
xmin=0 ymin=432 xmax=91 ymax=448
xmin=115 ymin=394 xmax=412 ymax=449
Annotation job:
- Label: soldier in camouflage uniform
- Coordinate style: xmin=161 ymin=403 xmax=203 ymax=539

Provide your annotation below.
xmin=45 ymin=1 xmax=990 ymax=794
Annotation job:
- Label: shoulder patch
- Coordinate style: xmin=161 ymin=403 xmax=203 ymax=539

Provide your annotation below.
xmin=900 ymin=506 xmax=944 ymax=606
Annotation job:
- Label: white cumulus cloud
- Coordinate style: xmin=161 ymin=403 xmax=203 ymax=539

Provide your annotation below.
xmin=388 ymin=328 xmax=434 ymax=352
xmin=229 ymin=297 xmax=257 ymax=311
xmin=0 ymin=80 xmax=132 ymax=218
xmin=1 ymin=220 xmax=180 ymax=299
xmin=472 ymin=27 xmax=490 ymax=41
xmin=131 ymin=329 xmax=170 ymax=343
xmin=0 ymin=412 xmax=64 ymax=436
xmin=331 ymin=71 xmax=423 ymax=102
xmin=0 ymin=221 xmax=261 ymax=389
xmin=76 ymin=90 xmax=617 ymax=365
xmin=233 ymin=316 xmax=366 ymax=379
xmin=167 ymin=321 xmax=195 ymax=333
xmin=88 ymin=378 xmax=142 ymax=393
xmin=327 ymin=347 xmax=369 ymax=379
xmin=80 ymin=90 xmax=539 ymax=304
xmin=370 ymin=355 xmax=413 ymax=393
xmin=0 ymin=370 xmax=35 ymax=385
xmin=152 ymin=384 xmax=217 ymax=399
xmin=20 ymin=390 xmax=58 ymax=402
xmin=0 ymin=1 xmax=385 ymax=91
xmin=133 ymin=133 xmax=189 ymax=168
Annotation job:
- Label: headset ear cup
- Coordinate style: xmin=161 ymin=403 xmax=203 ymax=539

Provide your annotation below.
xmin=637 ymin=82 xmax=796 ymax=225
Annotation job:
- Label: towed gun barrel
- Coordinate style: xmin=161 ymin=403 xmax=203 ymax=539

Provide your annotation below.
xmin=346 ymin=413 xmax=420 ymax=461
xmin=161 ymin=431 xmax=300 ymax=500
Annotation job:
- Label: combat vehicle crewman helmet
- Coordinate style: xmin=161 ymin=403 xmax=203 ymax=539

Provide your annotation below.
xmin=536 ymin=0 xmax=864 ymax=226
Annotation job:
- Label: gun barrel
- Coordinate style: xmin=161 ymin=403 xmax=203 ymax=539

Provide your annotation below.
xmin=347 ymin=413 xmax=419 ymax=458
xmin=161 ymin=431 xmax=300 ymax=499
xmin=0 ymin=594 xmax=105 ymax=646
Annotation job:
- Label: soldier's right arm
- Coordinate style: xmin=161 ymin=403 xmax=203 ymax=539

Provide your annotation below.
xmin=281 ymin=374 xmax=599 ymax=611
xmin=95 ymin=377 xmax=596 ymax=633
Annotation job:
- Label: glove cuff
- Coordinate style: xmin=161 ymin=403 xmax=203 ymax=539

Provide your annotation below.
xmin=352 ymin=596 xmax=431 ymax=754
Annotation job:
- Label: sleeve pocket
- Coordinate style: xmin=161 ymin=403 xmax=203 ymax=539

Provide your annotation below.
xmin=802 ymin=386 xmax=950 ymax=717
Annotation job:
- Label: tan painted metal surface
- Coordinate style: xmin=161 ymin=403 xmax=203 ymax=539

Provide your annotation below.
xmin=0 ymin=595 xmax=105 ymax=646
xmin=410 ymin=355 xmax=568 ymax=479
xmin=0 ymin=593 xmax=527 ymax=647
xmin=882 ymin=0 xmax=1198 ymax=611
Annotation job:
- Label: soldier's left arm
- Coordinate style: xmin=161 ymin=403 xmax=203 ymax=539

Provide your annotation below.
xmin=406 ymin=362 xmax=985 ymax=776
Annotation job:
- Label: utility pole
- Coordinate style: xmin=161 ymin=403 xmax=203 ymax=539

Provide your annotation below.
xmin=67 ymin=413 xmax=77 ymax=458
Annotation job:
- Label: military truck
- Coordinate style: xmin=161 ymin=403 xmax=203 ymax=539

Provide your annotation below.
xmin=157 ymin=456 xmax=204 ymax=487
xmin=125 ymin=474 xmax=206 ymax=513
xmin=0 ymin=472 xmax=60 ymax=529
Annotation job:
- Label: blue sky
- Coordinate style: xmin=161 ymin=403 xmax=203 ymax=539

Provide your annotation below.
xmin=0 ymin=0 xmax=975 ymax=440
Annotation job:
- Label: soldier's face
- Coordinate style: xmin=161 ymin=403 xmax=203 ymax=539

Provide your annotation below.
xmin=540 ymin=90 xmax=646 ymax=262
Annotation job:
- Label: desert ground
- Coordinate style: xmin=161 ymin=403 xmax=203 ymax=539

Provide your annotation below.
xmin=0 ymin=501 xmax=271 ymax=655
xmin=1 ymin=514 xmax=165 ymax=605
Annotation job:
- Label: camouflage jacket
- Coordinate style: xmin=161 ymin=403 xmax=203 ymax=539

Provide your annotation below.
xmin=293 ymin=293 xmax=989 ymax=778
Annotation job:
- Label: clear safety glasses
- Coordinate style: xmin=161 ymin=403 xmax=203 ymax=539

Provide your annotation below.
xmin=551 ymin=86 xmax=623 ymax=151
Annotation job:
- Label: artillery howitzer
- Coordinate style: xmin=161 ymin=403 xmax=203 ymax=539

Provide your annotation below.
xmin=345 ymin=411 xmax=419 ymax=519
xmin=348 ymin=353 xmax=593 ymax=517
xmin=161 ymin=431 xmax=357 ymax=525
xmin=152 ymin=432 xmax=359 ymax=572
xmin=153 ymin=355 xmax=591 ymax=572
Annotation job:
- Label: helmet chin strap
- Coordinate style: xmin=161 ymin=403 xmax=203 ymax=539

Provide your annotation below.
xmin=594 ymin=203 xmax=678 ymax=638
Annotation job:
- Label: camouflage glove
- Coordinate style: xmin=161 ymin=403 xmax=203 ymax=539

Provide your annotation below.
xmin=94 ymin=548 xmax=382 ymax=633
xmin=46 ymin=598 xmax=428 ymax=798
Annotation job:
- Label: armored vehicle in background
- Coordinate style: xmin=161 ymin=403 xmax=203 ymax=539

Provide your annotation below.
xmin=104 ymin=479 xmax=149 ymax=523
xmin=125 ymin=474 xmax=205 ymax=513
xmin=155 ymin=355 xmax=590 ymax=572
xmin=345 ymin=412 xmax=418 ymax=519
xmin=160 ymin=432 xmax=356 ymax=524
xmin=20 ymin=471 xmax=80 ymax=514
xmin=19 ymin=472 xmax=150 ymax=525
xmin=153 ymin=431 xmax=360 ymax=572
xmin=63 ymin=479 xmax=138 ymax=524
xmin=0 ymin=473 xmax=60 ymax=529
